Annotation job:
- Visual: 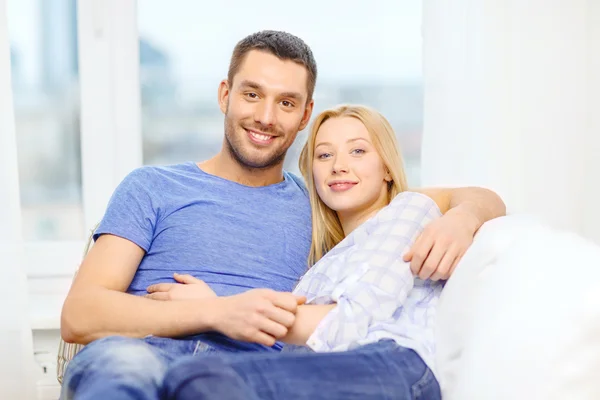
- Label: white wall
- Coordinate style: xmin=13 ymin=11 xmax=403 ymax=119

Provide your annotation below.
xmin=421 ymin=0 xmax=600 ymax=242
xmin=580 ymin=0 xmax=600 ymax=244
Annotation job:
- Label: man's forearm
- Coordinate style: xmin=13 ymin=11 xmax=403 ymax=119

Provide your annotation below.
xmin=281 ymin=304 xmax=336 ymax=345
xmin=446 ymin=187 xmax=506 ymax=233
xmin=61 ymin=286 xmax=219 ymax=345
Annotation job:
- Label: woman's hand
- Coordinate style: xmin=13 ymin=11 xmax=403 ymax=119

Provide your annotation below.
xmin=145 ymin=273 xmax=217 ymax=301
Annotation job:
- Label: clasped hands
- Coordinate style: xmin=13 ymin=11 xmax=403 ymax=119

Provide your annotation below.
xmin=146 ymin=273 xmax=305 ymax=347
xmin=145 ymin=210 xmax=478 ymax=345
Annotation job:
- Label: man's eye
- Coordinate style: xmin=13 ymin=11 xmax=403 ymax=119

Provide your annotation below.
xmin=281 ymin=100 xmax=294 ymax=107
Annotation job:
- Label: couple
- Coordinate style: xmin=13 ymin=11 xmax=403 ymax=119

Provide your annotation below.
xmin=60 ymin=30 xmax=505 ymax=400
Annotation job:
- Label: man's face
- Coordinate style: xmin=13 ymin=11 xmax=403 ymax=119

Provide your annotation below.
xmin=218 ymin=50 xmax=314 ymax=169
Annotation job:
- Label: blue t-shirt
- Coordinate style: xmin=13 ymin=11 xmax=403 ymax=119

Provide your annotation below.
xmin=94 ymin=161 xmax=312 ymax=351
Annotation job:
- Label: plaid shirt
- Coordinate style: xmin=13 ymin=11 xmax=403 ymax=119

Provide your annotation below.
xmin=293 ymin=191 xmax=444 ymax=375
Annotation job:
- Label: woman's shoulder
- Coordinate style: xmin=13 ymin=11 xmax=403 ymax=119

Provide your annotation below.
xmin=381 ymin=191 xmax=443 ymax=220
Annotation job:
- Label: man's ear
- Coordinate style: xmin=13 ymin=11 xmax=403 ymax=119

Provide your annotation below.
xmin=218 ymin=79 xmax=230 ymax=114
xmin=299 ymin=99 xmax=315 ymax=131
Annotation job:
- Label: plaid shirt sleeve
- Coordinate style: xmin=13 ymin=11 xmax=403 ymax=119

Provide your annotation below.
xmin=304 ymin=192 xmax=442 ymax=352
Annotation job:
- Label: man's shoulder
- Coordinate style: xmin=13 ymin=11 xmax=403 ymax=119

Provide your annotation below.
xmin=123 ymin=162 xmax=200 ymax=185
xmin=283 ymin=171 xmax=308 ymax=197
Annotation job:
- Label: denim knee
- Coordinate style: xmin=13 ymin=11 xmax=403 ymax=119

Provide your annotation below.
xmin=164 ymin=356 xmax=257 ymax=400
xmin=63 ymin=335 xmax=168 ymax=387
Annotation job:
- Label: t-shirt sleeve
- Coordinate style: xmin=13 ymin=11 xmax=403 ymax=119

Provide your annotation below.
xmin=93 ymin=167 xmax=159 ymax=252
xmin=286 ymin=172 xmax=309 ymax=197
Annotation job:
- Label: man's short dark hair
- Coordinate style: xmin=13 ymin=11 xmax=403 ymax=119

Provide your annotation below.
xmin=227 ymin=30 xmax=318 ymax=102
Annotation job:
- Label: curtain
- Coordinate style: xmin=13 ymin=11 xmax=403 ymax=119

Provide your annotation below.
xmin=0 ymin=0 xmax=37 ymax=398
xmin=421 ymin=0 xmax=600 ymax=243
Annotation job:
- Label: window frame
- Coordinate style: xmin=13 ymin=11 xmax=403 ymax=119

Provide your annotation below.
xmin=23 ymin=0 xmax=142 ymax=281
xmin=5 ymin=0 xmax=142 ymax=328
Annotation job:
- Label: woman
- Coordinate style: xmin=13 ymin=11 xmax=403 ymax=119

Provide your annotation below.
xmin=164 ymin=105 xmax=444 ymax=400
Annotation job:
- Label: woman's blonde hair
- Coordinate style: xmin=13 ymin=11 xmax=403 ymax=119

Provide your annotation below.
xmin=299 ymin=104 xmax=409 ymax=266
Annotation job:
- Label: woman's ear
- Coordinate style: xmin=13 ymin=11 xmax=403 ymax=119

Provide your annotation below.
xmin=384 ymin=170 xmax=393 ymax=182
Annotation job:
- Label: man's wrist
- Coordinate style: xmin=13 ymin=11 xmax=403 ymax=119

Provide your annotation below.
xmin=447 ymin=203 xmax=483 ymax=234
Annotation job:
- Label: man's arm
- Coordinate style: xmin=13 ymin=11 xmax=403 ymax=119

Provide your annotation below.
xmin=61 ymin=234 xmax=211 ymax=344
xmin=406 ymin=186 xmax=506 ymax=280
xmin=61 ymin=234 xmax=300 ymax=346
xmin=416 ymin=186 xmax=506 ymax=232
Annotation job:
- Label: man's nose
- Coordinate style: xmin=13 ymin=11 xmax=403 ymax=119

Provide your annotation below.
xmin=254 ymin=102 xmax=276 ymax=128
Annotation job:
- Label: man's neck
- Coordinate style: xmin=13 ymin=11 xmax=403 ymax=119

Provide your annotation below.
xmin=198 ymin=153 xmax=285 ymax=187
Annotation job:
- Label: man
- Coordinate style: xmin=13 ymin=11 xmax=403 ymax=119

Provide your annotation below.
xmin=59 ymin=30 xmax=505 ymax=399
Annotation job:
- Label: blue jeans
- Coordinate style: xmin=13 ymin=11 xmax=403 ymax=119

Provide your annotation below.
xmin=60 ymin=333 xmax=269 ymax=400
xmin=61 ymin=336 xmax=439 ymax=400
xmin=164 ymin=339 xmax=440 ymax=400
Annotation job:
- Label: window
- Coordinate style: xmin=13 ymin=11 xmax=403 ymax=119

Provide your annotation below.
xmin=138 ymin=0 xmax=423 ymax=186
xmin=3 ymin=0 xmax=423 ymax=328
xmin=8 ymin=0 xmax=83 ymax=242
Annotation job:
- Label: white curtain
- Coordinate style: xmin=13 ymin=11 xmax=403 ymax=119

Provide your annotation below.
xmin=421 ymin=0 xmax=600 ymax=243
xmin=0 ymin=0 xmax=37 ymax=398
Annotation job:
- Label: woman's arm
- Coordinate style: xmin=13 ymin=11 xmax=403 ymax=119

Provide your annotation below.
xmin=281 ymin=304 xmax=337 ymax=345
xmin=288 ymin=192 xmax=440 ymax=350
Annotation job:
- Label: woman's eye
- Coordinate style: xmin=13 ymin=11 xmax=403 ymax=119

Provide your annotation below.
xmin=351 ymin=149 xmax=365 ymax=155
xmin=317 ymin=153 xmax=331 ymax=159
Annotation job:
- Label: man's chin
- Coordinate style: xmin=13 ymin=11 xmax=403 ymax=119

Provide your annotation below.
xmin=235 ymin=151 xmax=284 ymax=170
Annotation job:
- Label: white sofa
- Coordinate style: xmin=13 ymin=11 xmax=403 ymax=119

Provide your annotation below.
xmin=436 ymin=215 xmax=600 ymax=399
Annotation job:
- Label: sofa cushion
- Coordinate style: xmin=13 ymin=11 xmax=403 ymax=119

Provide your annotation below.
xmin=436 ymin=215 xmax=600 ymax=399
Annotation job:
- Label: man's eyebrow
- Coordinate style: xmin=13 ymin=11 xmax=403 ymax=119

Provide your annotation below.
xmin=279 ymin=91 xmax=303 ymax=101
xmin=238 ymin=80 xmax=303 ymax=101
xmin=239 ymin=80 xmax=262 ymax=90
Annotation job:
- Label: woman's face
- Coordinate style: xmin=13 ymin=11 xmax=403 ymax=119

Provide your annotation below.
xmin=312 ymin=116 xmax=390 ymax=220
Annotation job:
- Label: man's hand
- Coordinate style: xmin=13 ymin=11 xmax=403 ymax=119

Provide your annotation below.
xmin=145 ymin=273 xmax=217 ymax=301
xmin=212 ymin=289 xmax=306 ymax=347
xmin=403 ymin=209 xmax=480 ymax=281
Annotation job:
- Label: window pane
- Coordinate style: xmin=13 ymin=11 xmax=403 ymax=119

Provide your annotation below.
xmin=8 ymin=0 xmax=84 ymax=240
xmin=138 ymin=1 xmax=422 ymax=186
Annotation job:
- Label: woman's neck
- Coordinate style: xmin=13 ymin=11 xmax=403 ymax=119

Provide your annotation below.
xmin=337 ymin=191 xmax=390 ymax=236
xmin=338 ymin=210 xmax=377 ymax=236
